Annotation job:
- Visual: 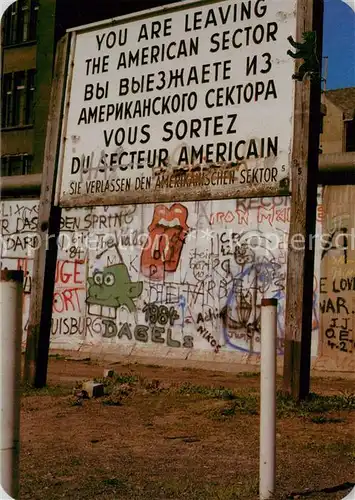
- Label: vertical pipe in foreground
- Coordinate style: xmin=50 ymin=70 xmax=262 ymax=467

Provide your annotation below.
xmin=1 ymin=270 xmax=23 ymax=498
xmin=259 ymin=298 xmax=278 ymax=500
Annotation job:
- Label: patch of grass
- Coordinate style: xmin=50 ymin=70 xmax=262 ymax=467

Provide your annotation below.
xmin=114 ymin=373 xmax=138 ymax=384
xmin=21 ymin=383 xmax=71 ymax=397
xmin=276 ymin=391 xmax=355 ymax=417
xmin=95 ymin=373 xmax=138 ymax=387
xmin=211 ymin=394 xmax=259 ymax=419
xmin=93 ymin=373 xmax=139 ymax=398
xmin=208 ymin=390 xmax=355 ymax=420
xmin=178 ymin=383 xmax=236 ymax=400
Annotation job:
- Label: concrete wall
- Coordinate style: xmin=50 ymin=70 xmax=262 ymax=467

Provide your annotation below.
xmin=315 ymin=185 xmax=355 ymax=372
xmin=1 ymin=191 xmax=353 ymax=373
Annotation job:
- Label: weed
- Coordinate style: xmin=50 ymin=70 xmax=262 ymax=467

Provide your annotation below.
xmin=114 ymin=373 xmax=138 ymax=385
xmin=210 ymin=394 xmax=259 ymax=419
xmin=178 ymin=383 xmax=236 ymax=400
xmin=208 ymin=390 xmax=355 ymax=420
xmin=94 ymin=373 xmax=138 ymax=393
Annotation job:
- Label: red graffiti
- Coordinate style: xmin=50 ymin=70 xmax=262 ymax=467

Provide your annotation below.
xmin=53 ymin=287 xmax=84 ymax=313
xmin=140 ymin=204 xmax=189 ymax=281
xmin=55 ymin=260 xmax=84 ymax=285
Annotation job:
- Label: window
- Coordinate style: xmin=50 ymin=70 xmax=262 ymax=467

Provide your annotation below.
xmin=1 ymin=70 xmax=36 ymax=128
xmin=2 ymin=0 xmax=38 ymax=46
xmin=13 ymin=72 xmax=26 ymax=126
xmin=345 ymin=119 xmax=355 ymax=152
xmin=2 ymin=2 xmax=17 ymax=46
xmin=0 ymin=155 xmax=33 ymax=176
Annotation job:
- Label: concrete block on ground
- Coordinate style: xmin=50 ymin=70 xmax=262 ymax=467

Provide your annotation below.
xmin=82 ymin=381 xmax=104 ymax=398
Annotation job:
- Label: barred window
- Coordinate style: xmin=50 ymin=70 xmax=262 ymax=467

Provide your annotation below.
xmin=1 ymin=70 xmax=36 ymax=128
xmin=0 ymin=155 xmax=33 ymax=176
xmin=2 ymin=0 xmax=38 ymax=46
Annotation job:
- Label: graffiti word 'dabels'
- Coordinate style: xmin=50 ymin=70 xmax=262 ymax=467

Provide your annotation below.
xmin=102 ymin=320 xmax=193 ymax=348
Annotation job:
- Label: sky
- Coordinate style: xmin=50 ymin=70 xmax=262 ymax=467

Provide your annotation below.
xmin=0 ymin=0 xmax=354 ymax=89
xmin=323 ymin=0 xmax=355 ymax=88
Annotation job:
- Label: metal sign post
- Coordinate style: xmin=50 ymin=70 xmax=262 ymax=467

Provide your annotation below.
xmin=1 ymin=270 xmax=23 ymax=497
xmin=23 ymin=35 xmax=70 ymax=387
xmin=259 ymin=298 xmax=277 ymax=500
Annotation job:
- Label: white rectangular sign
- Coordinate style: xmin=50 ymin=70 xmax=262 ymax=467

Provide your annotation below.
xmin=58 ymin=0 xmax=296 ymax=207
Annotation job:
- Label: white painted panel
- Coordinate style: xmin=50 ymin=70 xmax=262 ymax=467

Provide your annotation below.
xmin=58 ymin=0 xmax=296 ymax=205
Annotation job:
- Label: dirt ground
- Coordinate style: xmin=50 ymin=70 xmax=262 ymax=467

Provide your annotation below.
xmin=20 ymin=357 xmax=355 ymax=500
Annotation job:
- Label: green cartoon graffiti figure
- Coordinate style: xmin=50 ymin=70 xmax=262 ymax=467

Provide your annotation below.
xmin=287 ymin=32 xmax=320 ymax=81
xmin=86 ymin=264 xmax=143 ymax=318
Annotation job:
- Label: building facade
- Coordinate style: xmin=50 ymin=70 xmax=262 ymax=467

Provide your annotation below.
xmin=1 ymin=0 xmax=179 ymax=196
xmin=1 ymin=0 xmax=56 ymax=187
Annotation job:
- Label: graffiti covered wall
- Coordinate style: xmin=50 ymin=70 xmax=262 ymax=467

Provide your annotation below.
xmin=316 ymin=186 xmax=355 ymax=372
xmin=0 ymin=194 xmax=329 ymax=366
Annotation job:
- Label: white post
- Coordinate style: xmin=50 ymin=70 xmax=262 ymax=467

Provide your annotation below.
xmin=259 ymin=298 xmax=277 ymax=500
xmin=1 ymin=270 xmax=23 ymax=499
